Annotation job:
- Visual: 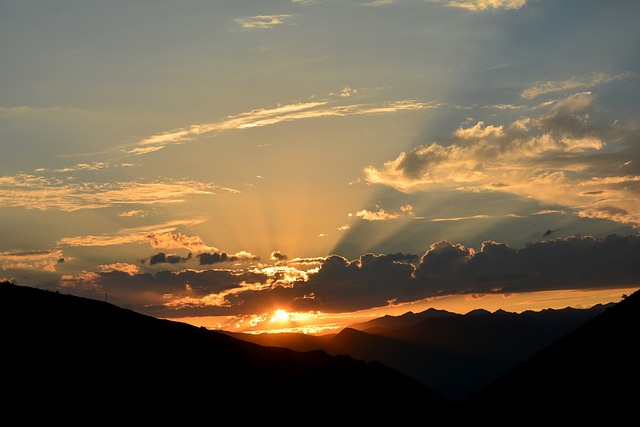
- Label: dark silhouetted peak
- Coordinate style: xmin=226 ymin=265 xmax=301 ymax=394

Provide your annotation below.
xmin=464 ymin=308 xmax=493 ymax=317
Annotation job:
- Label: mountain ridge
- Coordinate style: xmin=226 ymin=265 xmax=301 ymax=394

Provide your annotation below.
xmin=455 ymin=287 xmax=640 ymax=422
xmin=223 ymin=300 xmax=614 ymax=403
xmin=3 ymin=280 xmax=637 ymax=422
xmin=0 ymin=280 xmax=450 ymax=423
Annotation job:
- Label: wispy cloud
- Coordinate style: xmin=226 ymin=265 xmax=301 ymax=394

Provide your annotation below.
xmin=58 ymin=234 xmax=148 ymax=248
xmin=0 ymin=106 xmax=31 ymax=116
xmin=363 ymin=0 xmax=399 ymax=6
xmin=57 ymin=219 xmax=210 ymax=249
xmin=0 ymin=249 xmax=65 ymax=272
xmin=351 ymin=204 xmax=415 ymax=221
xmin=521 ymin=72 xmax=633 ymax=100
xmin=431 ymin=214 xmax=490 ymax=222
xmin=34 ymin=162 xmax=133 ymax=173
xmin=235 ymin=15 xmax=293 ymax=30
xmin=0 ymin=174 xmax=238 ymax=211
xmin=118 ymin=209 xmax=147 ymax=217
xmin=437 ymin=0 xmax=527 ymax=11
xmin=131 ymin=99 xmax=436 ymax=155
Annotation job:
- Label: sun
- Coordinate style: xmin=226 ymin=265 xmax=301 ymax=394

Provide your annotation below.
xmin=270 ymin=309 xmax=291 ymax=323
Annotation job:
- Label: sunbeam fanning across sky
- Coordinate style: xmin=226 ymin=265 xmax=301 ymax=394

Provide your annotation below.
xmin=1 ymin=0 xmax=639 ymax=334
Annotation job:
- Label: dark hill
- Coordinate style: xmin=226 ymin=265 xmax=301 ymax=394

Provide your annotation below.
xmin=455 ymin=289 xmax=640 ymax=422
xmin=0 ymin=281 xmax=450 ymax=423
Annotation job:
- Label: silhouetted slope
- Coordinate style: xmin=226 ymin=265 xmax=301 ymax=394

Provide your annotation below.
xmin=0 ymin=281 xmax=451 ymax=422
xmin=222 ymin=300 xmax=613 ymax=404
xmin=314 ymin=304 xmax=610 ymax=403
xmin=455 ymin=290 xmax=640 ymax=422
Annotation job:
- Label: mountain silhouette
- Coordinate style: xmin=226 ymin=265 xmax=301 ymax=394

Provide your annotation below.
xmin=454 ymin=288 xmax=640 ymax=423
xmin=0 ymin=281 xmax=450 ymax=423
xmin=4 ymin=280 xmax=637 ymax=422
xmin=225 ymin=301 xmax=613 ymax=403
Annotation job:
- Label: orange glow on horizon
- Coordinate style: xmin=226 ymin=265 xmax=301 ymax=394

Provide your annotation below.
xmin=167 ymin=286 xmax=638 ymax=335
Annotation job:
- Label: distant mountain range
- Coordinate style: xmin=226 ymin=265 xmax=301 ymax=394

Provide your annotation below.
xmin=3 ymin=280 xmax=637 ymax=422
xmin=224 ymin=303 xmax=614 ymax=403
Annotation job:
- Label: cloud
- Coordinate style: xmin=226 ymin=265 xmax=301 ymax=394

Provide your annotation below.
xmin=52 ymin=234 xmax=640 ymax=318
xmin=57 ymin=219 xmax=208 ymax=248
xmin=413 ymin=235 xmax=640 ymax=295
xmin=431 ymin=214 xmax=490 ymax=222
xmin=34 ymin=162 xmax=133 ymax=173
xmin=0 ymin=175 xmax=238 ymax=211
xmin=235 ymin=15 xmax=292 ymax=30
xmin=351 ymin=204 xmax=415 ymax=221
xmin=237 ymin=234 xmax=640 ymax=313
xmin=454 ymin=121 xmax=505 ymax=139
xmin=0 ymin=249 xmax=65 ymax=272
xmin=197 ymin=251 xmax=260 ymax=265
xmin=99 ymin=263 xmax=140 ymax=275
xmin=130 ymin=99 xmax=436 ymax=154
xmin=271 ymin=251 xmax=289 ymax=262
xmin=59 ymin=268 xmax=265 ymax=309
xmin=364 ymin=93 xmax=640 ymax=227
xmin=146 ymin=232 xmax=216 ymax=253
xmin=58 ymin=234 xmax=148 ymax=248
xmin=149 ymin=252 xmax=192 ymax=265
xmin=118 ymin=209 xmax=146 ymax=217
xmin=363 ymin=0 xmax=399 ymax=6
xmin=521 ymin=72 xmax=633 ymax=100
xmin=438 ymin=0 xmax=527 ymax=11
xmin=0 ymin=106 xmax=31 ymax=116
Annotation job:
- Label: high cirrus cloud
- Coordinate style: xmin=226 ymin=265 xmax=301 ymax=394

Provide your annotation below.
xmin=0 ymin=249 xmax=65 ymax=273
xmin=130 ymin=99 xmax=435 ymax=155
xmin=438 ymin=0 xmax=527 ymax=11
xmin=351 ymin=204 xmax=415 ymax=221
xmin=364 ymin=92 xmax=640 ymax=227
xmin=235 ymin=15 xmax=292 ymax=30
xmin=0 ymin=175 xmax=238 ymax=212
xmin=521 ymin=72 xmax=633 ymax=100
xmin=57 ymin=220 xmax=209 ymax=248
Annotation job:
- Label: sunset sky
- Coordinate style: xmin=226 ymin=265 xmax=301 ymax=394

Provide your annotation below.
xmin=2 ymin=0 xmax=639 ymax=334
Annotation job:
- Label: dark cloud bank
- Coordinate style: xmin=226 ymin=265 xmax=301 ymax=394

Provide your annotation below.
xmin=80 ymin=234 xmax=640 ymax=318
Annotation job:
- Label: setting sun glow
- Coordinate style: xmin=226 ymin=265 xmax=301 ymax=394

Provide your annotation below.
xmin=270 ymin=309 xmax=291 ymax=323
xmin=2 ymin=1 xmax=639 ymax=339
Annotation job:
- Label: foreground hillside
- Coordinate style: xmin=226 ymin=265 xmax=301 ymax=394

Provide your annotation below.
xmin=0 ymin=281 xmax=449 ymax=422
xmin=455 ymin=287 xmax=640 ymax=423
